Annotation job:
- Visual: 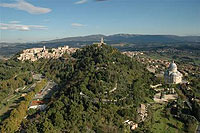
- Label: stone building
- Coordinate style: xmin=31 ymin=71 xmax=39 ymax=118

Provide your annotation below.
xmin=17 ymin=45 xmax=78 ymax=62
xmin=164 ymin=61 xmax=183 ymax=84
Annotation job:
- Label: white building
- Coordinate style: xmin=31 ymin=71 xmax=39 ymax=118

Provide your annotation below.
xmin=29 ymin=104 xmax=47 ymax=110
xmin=164 ymin=61 xmax=183 ymax=84
xmin=17 ymin=45 xmax=77 ymax=61
xmin=94 ymin=37 xmax=106 ymax=47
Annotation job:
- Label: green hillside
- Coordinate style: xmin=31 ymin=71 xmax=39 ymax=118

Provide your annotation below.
xmin=20 ymin=44 xmax=156 ymax=132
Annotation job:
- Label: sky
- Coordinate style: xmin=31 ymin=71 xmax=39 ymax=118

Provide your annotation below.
xmin=0 ymin=0 xmax=200 ymax=43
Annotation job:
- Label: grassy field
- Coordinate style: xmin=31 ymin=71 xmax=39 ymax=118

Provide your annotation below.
xmin=150 ymin=104 xmax=185 ymax=133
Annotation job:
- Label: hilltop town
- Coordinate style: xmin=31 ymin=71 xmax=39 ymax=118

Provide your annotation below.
xmin=17 ymin=46 xmax=79 ymax=61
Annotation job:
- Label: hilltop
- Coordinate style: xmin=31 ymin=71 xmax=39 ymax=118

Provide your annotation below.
xmin=11 ymin=43 xmax=156 ymax=132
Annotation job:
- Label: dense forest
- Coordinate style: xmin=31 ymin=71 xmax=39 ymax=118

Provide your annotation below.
xmin=16 ymin=44 xmax=157 ymax=132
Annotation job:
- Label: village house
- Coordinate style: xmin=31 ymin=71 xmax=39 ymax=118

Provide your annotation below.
xmin=29 ymin=100 xmax=47 ymax=110
xmin=18 ymin=45 xmax=79 ymax=62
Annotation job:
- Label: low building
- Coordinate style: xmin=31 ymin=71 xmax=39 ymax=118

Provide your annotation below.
xmin=29 ymin=100 xmax=47 ymax=110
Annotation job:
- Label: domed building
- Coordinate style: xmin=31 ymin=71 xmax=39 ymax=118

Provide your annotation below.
xmin=164 ymin=61 xmax=183 ymax=84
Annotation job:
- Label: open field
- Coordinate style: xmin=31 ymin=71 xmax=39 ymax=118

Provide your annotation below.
xmin=150 ymin=104 xmax=185 ymax=133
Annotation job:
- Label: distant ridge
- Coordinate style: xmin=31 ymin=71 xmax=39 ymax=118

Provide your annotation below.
xmin=0 ymin=34 xmax=200 ymax=58
xmin=1 ymin=34 xmax=200 ymax=45
xmin=41 ymin=34 xmax=106 ymax=43
xmin=41 ymin=34 xmax=200 ymax=44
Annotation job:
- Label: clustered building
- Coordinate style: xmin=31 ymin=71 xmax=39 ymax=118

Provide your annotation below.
xmin=164 ymin=61 xmax=183 ymax=84
xmin=122 ymin=51 xmax=144 ymax=58
xmin=17 ymin=46 xmax=78 ymax=61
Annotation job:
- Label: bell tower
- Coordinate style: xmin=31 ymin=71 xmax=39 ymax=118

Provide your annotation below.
xmin=101 ymin=37 xmax=104 ymax=44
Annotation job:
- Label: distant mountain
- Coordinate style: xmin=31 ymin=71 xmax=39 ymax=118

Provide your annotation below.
xmin=1 ymin=34 xmax=200 ymax=46
xmin=42 ymin=34 xmax=200 ymax=44
xmin=41 ymin=34 xmax=106 ymax=43
xmin=0 ymin=34 xmax=200 ymax=58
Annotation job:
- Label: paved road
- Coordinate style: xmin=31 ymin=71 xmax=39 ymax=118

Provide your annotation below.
xmin=80 ymin=91 xmax=127 ymax=103
xmin=34 ymin=81 xmax=57 ymax=99
xmin=27 ymin=83 xmax=36 ymax=91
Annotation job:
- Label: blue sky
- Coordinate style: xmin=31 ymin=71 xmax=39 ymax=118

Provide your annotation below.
xmin=0 ymin=0 xmax=200 ymax=42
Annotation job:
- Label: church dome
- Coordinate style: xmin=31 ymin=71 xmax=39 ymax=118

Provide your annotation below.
xmin=164 ymin=61 xmax=182 ymax=84
xmin=169 ymin=62 xmax=177 ymax=72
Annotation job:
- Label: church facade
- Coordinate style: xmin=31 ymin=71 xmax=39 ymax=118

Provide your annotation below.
xmin=164 ymin=61 xmax=183 ymax=84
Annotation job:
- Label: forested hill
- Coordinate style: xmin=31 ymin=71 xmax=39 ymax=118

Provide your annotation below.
xmin=22 ymin=44 xmax=156 ymax=132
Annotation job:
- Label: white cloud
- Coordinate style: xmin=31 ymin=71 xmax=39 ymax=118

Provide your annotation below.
xmin=0 ymin=0 xmax=51 ymax=14
xmin=9 ymin=21 xmax=21 ymax=24
xmin=0 ymin=23 xmax=48 ymax=31
xmin=74 ymin=0 xmax=87 ymax=4
xmin=71 ymin=23 xmax=85 ymax=27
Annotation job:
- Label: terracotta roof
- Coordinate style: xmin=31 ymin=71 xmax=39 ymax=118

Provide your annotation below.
xmin=31 ymin=100 xmax=45 ymax=106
